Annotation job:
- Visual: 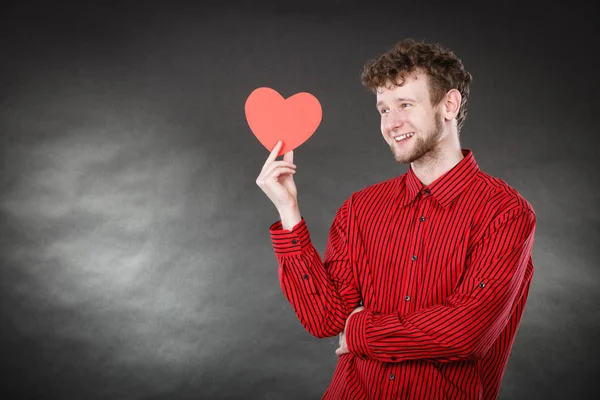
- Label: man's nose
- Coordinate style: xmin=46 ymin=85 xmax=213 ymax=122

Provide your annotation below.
xmin=384 ymin=109 xmax=406 ymax=131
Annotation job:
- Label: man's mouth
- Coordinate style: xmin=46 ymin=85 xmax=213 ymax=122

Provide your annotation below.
xmin=394 ymin=132 xmax=414 ymax=142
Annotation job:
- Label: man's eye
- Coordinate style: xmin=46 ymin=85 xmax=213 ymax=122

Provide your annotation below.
xmin=380 ymin=109 xmax=389 ymax=114
xmin=401 ymin=103 xmax=411 ymax=108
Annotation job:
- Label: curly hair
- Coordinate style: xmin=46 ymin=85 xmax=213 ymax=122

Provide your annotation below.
xmin=361 ymin=39 xmax=473 ymax=134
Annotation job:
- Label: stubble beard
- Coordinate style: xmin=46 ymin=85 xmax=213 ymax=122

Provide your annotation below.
xmin=390 ymin=111 xmax=444 ymax=164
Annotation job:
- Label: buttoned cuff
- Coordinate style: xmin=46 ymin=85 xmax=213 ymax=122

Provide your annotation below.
xmin=346 ymin=308 xmax=373 ymax=360
xmin=269 ymin=217 xmax=312 ymax=256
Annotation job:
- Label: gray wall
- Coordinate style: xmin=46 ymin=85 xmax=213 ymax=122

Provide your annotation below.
xmin=1 ymin=1 xmax=598 ymax=399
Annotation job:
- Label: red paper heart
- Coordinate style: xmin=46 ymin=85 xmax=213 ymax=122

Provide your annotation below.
xmin=245 ymin=87 xmax=322 ymax=157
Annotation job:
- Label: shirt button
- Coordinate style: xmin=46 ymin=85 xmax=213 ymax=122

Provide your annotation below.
xmin=361 ymin=353 xmax=367 ymax=358
xmin=292 ymin=239 xmax=298 ymax=244
xmin=303 ymin=274 xmax=309 ymax=280
xmin=424 ymin=189 xmax=430 ymax=194
xmin=390 ymin=373 xmax=395 ymax=380
xmin=405 ymin=295 xmax=410 ymax=301
xmin=420 ymin=216 xmax=426 ymax=222
xmin=479 ymin=282 xmax=485 ymax=288
xmin=391 ymin=356 xmax=397 ymax=361
xmin=411 ymin=255 xmax=417 ymax=261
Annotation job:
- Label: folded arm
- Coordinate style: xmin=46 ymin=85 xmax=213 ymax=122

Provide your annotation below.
xmin=345 ymin=206 xmax=536 ymax=363
xmin=270 ymin=197 xmax=361 ymax=338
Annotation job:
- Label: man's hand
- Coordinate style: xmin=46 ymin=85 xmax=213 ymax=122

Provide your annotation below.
xmin=256 ymin=140 xmax=298 ymax=212
xmin=335 ymin=306 xmax=365 ymax=356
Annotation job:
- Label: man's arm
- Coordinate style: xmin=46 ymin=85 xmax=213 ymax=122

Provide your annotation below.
xmin=270 ymin=196 xmax=361 ymax=338
xmin=345 ymin=206 xmax=536 ymax=363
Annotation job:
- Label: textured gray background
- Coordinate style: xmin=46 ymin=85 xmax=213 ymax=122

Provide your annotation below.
xmin=1 ymin=1 xmax=598 ymax=399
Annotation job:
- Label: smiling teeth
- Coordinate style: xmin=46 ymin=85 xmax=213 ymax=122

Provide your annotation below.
xmin=395 ymin=133 xmax=414 ymax=141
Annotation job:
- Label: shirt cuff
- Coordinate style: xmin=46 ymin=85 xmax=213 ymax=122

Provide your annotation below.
xmin=269 ymin=217 xmax=312 ymax=256
xmin=346 ymin=308 xmax=372 ymax=360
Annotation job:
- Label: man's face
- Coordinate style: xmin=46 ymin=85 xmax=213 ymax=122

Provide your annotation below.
xmin=376 ymin=71 xmax=445 ymax=164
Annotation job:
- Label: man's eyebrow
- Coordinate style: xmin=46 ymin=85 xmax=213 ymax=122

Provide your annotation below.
xmin=376 ymin=98 xmax=418 ymax=108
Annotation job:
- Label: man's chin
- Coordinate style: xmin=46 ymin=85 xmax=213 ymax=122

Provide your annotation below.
xmin=391 ymin=148 xmax=415 ymax=164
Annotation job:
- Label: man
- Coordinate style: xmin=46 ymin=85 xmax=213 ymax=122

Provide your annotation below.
xmin=256 ymin=39 xmax=537 ymax=400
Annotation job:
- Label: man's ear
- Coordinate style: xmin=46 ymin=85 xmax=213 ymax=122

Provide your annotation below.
xmin=442 ymin=89 xmax=461 ymax=121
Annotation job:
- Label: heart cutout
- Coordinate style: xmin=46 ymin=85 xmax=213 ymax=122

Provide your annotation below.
xmin=245 ymin=87 xmax=322 ymax=157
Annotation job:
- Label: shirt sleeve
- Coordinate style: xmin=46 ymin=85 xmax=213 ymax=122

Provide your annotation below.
xmin=345 ymin=206 xmax=537 ymax=363
xmin=269 ymin=197 xmax=361 ymax=338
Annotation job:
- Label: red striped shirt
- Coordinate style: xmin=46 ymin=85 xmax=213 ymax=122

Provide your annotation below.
xmin=269 ymin=148 xmax=537 ymax=400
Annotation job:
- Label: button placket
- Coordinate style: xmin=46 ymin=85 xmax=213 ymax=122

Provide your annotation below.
xmin=402 ymin=194 xmax=427 ymax=311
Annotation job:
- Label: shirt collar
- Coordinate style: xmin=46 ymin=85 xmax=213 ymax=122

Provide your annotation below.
xmin=401 ymin=148 xmax=479 ymax=209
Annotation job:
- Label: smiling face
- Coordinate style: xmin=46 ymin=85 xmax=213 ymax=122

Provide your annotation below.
xmin=376 ymin=70 xmax=446 ymax=164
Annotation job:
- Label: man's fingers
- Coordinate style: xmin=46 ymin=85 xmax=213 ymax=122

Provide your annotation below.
xmin=267 ymin=141 xmax=283 ymax=163
xmin=350 ymin=306 xmax=365 ymax=316
xmin=335 ymin=347 xmax=348 ymax=356
xmin=283 ymin=150 xmax=293 ymax=164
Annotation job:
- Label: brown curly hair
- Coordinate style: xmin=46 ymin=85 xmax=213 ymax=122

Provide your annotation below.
xmin=361 ymin=39 xmax=473 ymax=134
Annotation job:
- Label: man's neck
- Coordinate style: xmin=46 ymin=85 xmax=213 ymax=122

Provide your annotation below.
xmin=411 ymin=145 xmax=464 ymax=187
